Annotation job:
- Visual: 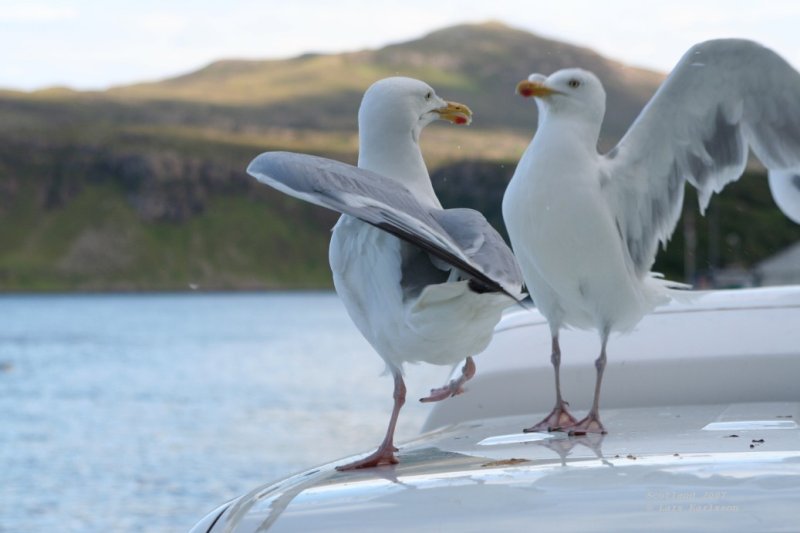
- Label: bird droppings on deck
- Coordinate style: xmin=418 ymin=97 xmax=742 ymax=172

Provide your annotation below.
xmin=481 ymin=458 xmax=531 ymax=468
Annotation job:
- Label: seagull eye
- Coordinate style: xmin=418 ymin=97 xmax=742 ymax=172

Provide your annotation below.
xmin=425 ymin=91 xmax=433 ymax=100
xmin=567 ymin=79 xmax=581 ymax=89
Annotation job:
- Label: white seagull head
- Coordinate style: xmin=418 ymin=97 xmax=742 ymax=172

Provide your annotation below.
xmin=516 ymin=68 xmax=606 ymax=129
xmin=358 ymin=77 xmax=472 ymax=143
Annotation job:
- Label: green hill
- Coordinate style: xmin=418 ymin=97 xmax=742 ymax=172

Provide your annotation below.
xmin=0 ymin=22 xmax=796 ymax=291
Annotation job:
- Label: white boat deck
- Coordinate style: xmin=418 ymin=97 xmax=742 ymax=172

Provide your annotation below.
xmin=195 ymin=287 xmax=800 ymax=532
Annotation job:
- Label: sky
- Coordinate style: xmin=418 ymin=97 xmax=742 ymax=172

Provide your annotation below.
xmin=2 ymin=0 xmax=800 ymax=91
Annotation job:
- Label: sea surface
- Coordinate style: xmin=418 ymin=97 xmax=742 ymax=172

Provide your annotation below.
xmin=0 ymin=292 xmax=452 ymax=532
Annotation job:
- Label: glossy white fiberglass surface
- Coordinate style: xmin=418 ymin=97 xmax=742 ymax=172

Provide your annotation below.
xmin=200 ymin=287 xmax=800 ymax=532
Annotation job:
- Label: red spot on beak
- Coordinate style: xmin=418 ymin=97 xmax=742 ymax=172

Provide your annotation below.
xmin=519 ymin=87 xmax=534 ymax=97
xmin=454 ymin=116 xmax=467 ymax=125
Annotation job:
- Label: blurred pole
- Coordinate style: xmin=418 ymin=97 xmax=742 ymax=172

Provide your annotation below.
xmin=708 ymin=202 xmax=720 ymax=287
xmin=683 ymin=208 xmax=696 ymax=284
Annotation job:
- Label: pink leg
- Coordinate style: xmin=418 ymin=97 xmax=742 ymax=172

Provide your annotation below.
xmin=336 ymin=369 xmax=407 ymax=471
xmin=569 ymin=332 xmax=608 ymax=436
xmin=524 ymin=335 xmax=578 ymax=432
xmin=419 ymin=357 xmax=476 ymax=403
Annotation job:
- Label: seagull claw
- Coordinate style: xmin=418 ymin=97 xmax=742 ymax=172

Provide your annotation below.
xmin=419 ymin=382 xmax=462 ymax=402
xmin=336 ymin=445 xmax=399 ymax=471
xmin=419 ymin=357 xmax=476 ymax=403
xmin=523 ymin=403 xmax=579 ymax=433
xmin=568 ymin=412 xmax=607 ymax=436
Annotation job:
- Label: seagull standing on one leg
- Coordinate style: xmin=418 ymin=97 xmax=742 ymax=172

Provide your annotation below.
xmin=249 ymin=77 xmax=524 ymax=469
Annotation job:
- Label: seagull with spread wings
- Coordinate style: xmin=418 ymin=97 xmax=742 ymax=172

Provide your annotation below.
xmin=249 ymin=77 xmax=524 ymax=469
xmin=503 ymin=39 xmax=800 ymax=435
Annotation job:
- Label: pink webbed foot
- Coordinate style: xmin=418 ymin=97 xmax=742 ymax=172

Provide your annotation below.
xmin=337 ymin=369 xmax=406 ymax=471
xmin=419 ymin=381 xmax=465 ymax=403
xmin=568 ymin=412 xmax=607 ymax=436
xmin=523 ymin=403 xmax=579 ymax=433
xmin=336 ymin=444 xmax=398 ymax=471
xmin=419 ymin=357 xmax=476 ymax=403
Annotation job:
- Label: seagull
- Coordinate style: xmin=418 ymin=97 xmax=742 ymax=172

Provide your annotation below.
xmin=502 ymin=39 xmax=800 ymax=435
xmin=248 ymin=77 xmax=524 ymax=469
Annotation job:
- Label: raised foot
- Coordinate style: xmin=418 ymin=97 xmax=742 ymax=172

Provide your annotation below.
xmin=336 ymin=446 xmax=398 ymax=471
xmin=419 ymin=380 xmax=465 ymax=403
xmin=567 ymin=413 xmax=607 ymax=436
xmin=523 ymin=404 xmax=578 ymax=433
xmin=420 ymin=357 xmax=476 ymax=403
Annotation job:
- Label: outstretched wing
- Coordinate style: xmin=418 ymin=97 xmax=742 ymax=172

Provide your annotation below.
xmin=247 ymin=151 xmax=523 ymax=298
xmin=601 ymin=39 xmax=800 ymax=276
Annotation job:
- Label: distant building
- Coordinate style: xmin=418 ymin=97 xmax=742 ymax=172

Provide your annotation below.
xmin=753 ymin=240 xmax=800 ymax=286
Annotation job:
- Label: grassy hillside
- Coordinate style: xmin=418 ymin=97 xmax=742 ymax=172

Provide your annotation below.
xmin=105 ymin=22 xmax=663 ymax=140
xmin=0 ymin=22 xmax=796 ymax=291
xmin=0 ymin=135 xmax=338 ymax=291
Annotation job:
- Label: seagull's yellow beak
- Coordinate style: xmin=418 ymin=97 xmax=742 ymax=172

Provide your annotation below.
xmin=435 ymin=101 xmax=472 ymax=125
xmin=516 ymin=80 xmax=559 ymax=98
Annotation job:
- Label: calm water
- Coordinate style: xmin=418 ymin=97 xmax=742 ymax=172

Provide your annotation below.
xmin=0 ymin=293 xmax=451 ymax=532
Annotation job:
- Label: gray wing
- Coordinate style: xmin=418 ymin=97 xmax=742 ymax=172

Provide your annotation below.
xmin=247 ymin=151 xmax=523 ymax=298
xmin=601 ymin=39 xmax=800 ymax=276
xmin=432 ymin=208 xmax=524 ymax=293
